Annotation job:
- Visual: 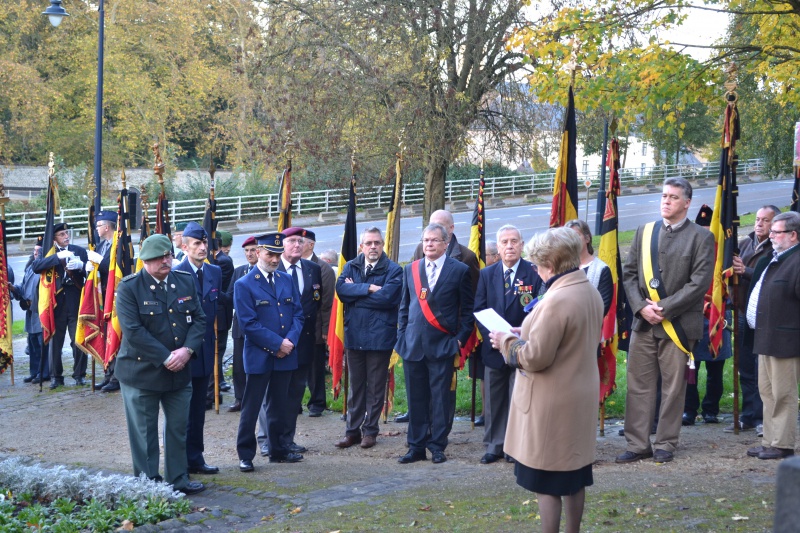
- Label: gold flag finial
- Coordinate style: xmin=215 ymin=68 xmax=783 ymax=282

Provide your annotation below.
xmin=152 ymin=141 xmax=165 ymax=187
xmin=724 ymin=62 xmax=738 ymax=100
xmin=284 ymin=130 xmax=296 ymax=162
xmin=121 ymin=168 xmax=127 ymax=190
xmin=140 ymin=184 xmax=149 ymax=213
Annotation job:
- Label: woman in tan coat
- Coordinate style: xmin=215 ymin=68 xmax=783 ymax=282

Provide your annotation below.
xmin=489 ymin=228 xmax=603 ymax=533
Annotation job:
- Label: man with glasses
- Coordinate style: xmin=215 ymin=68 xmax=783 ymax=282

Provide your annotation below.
xmin=235 ymin=232 xmax=304 ymax=471
xmin=114 ymin=234 xmax=206 ymax=495
xmin=395 ymin=223 xmax=475 ymax=465
xmin=32 ymin=222 xmax=92 ymax=389
xmin=745 ymin=211 xmax=800 ymax=460
xmin=728 ymin=205 xmax=781 ymax=435
xmin=334 ymin=227 xmax=403 ymax=449
xmin=225 ymin=235 xmax=259 ymax=412
xmin=256 ymin=227 xmax=322 ymax=458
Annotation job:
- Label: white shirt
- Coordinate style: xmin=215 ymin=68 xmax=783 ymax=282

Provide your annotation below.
xmin=426 ymin=254 xmax=446 ymax=291
xmin=281 ymin=257 xmax=304 ymax=294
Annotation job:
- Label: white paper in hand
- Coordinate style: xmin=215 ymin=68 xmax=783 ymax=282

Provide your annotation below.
xmin=474 ymin=309 xmax=519 ymax=337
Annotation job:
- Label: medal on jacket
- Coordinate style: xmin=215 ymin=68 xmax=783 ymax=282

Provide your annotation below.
xmin=313 ymin=290 xmax=321 ymax=301
xmin=419 ymin=287 xmax=428 ymax=300
xmin=516 ymin=282 xmax=534 ymax=306
xmin=649 ymin=278 xmax=660 ymax=289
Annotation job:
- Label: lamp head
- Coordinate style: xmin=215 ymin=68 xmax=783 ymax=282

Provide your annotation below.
xmin=43 ymin=0 xmax=70 ymax=28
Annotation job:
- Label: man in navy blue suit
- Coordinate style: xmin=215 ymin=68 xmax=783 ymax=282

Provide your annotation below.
xmin=235 ymin=232 xmax=304 ymax=472
xmin=473 ymin=224 xmax=542 ymax=464
xmin=257 ymin=227 xmax=322 ymax=456
xmin=395 ymin=223 xmax=475 ymax=464
xmin=173 ymin=222 xmax=222 ymax=476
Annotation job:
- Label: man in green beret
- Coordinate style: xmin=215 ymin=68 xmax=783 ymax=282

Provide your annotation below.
xmin=114 ymin=234 xmax=207 ymax=495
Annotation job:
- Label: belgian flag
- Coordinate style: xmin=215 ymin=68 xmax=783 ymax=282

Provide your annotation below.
xmin=550 ymin=86 xmax=579 ymax=228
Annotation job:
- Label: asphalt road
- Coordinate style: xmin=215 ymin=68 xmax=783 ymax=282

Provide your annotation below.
xmin=7 ymin=178 xmax=795 ymax=322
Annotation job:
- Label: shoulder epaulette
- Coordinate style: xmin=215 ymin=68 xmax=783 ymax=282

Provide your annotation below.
xmin=121 ymin=273 xmax=137 ymax=282
xmin=173 ymin=270 xmax=192 ymax=276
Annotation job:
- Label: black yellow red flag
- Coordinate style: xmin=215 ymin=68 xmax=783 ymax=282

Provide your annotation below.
xmin=38 ymin=157 xmax=59 ymax=346
xmin=277 ymin=160 xmax=292 ymax=232
xmin=327 ymin=174 xmax=358 ymax=399
xmin=0 ymin=213 xmax=13 ymax=374
xmin=550 ymin=86 xmax=579 ymax=227
xmin=76 ymin=204 xmax=106 ymax=363
xmin=103 ymin=187 xmax=135 ymax=368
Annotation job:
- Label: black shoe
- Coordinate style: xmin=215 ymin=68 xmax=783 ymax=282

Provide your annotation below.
xmin=32 ymin=376 xmax=50 ymax=384
xmin=23 ymin=376 xmax=35 ymax=383
xmin=178 ymin=481 xmax=206 ymax=495
xmin=615 ymin=450 xmax=653 ymax=464
xmin=270 ymin=452 xmax=303 ymax=463
xmin=260 ymin=445 xmax=270 ymax=457
xmin=219 ymin=382 xmax=231 ymax=392
xmin=308 ymin=411 xmax=323 ymax=418
xmin=398 ymin=450 xmax=427 ymax=464
xmin=227 ymin=401 xmax=242 ymax=413
xmin=682 ymin=413 xmax=695 ymax=426
xmin=618 ymin=428 xmax=625 ymax=436
xmin=188 ymin=463 xmax=219 ymax=475
xmin=432 ymin=451 xmax=447 ymax=464
xmin=653 ymin=449 xmax=674 ymax=463
xmin=239 ymin=460 xmax=254 ymax=472
xmin=101 ymin=381 xmax=120 ymax=393
xmin=74 ymin=378 xmax=86 ymax=386
xmin=395 ymin=412 xmax=409 ymax=423
xmin=474 ymin=415 xmax=485 ymax=427
xmin=702 ymin=414 xmax=719 ymax=424
xmin=480 ymin=453 xmax=500 ymax=464
xmin=289 ymin=443 xmax=307 ymax=454
xmin=95 ymin=379 xmax=111 ymax=389
xmin=49 ymin=380 xmax=64 ymax=390
xmin=505 ymin=454 xmax=515 ymax=463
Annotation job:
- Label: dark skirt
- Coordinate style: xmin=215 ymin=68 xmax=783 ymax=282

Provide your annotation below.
xmin=514 ymin=461 xmax=593 ymax=496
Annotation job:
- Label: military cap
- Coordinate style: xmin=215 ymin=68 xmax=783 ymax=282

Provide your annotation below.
xmin=283 ymin=227 xmax=314 ymax=241
xmin=53 ymin=222 xmax=70 ymax=234
xmin=241 ymin=235 xmax=257 ymax=248
xmin=174 ymin=222 xmax=189 ymax=232
xmin=255 ymin=232 xmax=285 ymax=253
xmin=218 ymin=230 xmax=233 ymax=247
xmin=182 ymin=221 xmax=207 ymax=241
xmin=95 ymin=210 xmax=117 ymax=223
xmin=695 ymin=204 xmax=713 ymax=227
xmin=139 ymin=234 xmax=174 ymax=261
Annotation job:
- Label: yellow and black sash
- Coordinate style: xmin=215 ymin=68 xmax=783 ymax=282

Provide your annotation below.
xmin=641 ymin=222 xmax=695 ymax=371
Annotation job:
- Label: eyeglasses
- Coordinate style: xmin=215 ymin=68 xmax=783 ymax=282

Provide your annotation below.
xmin=769 ymin=229 xmax=794 ymax=235
xmin=362 ymin=240 xmax=383 ymax=247
xmin=421 ymin=238 xmax=445 ymax=244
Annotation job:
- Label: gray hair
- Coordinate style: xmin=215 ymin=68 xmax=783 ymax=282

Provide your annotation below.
xmin=320 ymin=249 xmax=338 ymax=264
xmin=496 ymin=224 xmax=522 ymax=243
xmin=760 ymin=205 xmax=781 ymax=217
xmin=772 ymin=211 xmax=800 ymax=235
xmin=486 ymin=240 xmax=498 ymax=256
xmin=360 ymin=226 xmax=384 ymax=244
xmin=564 ymin=219 xmax=593 ymax=255
xmin=525 ymin=227 xmax=582 ymax=275
xmin=664 ymin=177 xmax=693 ymax=200
xmin=422 ymin=223 xmax=449 ymax=243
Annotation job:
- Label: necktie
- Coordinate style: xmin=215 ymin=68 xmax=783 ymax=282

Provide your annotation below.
xmin=428 ymin=261 xmax=438 ymax=291
xmin=504 ymin=268 xmax=514 ymax=305
xmin=366 ymin=264 xmax=373 ymax=276
xmin=160 ymin=281 xmax=167 ymax=292
xmin=268 ymin=272 xmax=275 ymax=290
xmin=666 ymin=224 xmax=673 ymax=233
xmin=290 ymin=264 xmax=300 ymax=292
xmin=196 ymin=267 xmax=204 ymax=293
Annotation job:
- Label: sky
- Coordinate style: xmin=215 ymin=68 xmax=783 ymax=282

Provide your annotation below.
xmin=661 ymin=6 xmax=731 ymax=61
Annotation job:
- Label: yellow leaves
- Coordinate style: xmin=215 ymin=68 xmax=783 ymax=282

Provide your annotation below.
xmin=289 ymin=506 xmax=303 ymax=515
xmin=119 ymin=520 xmax=134 ymax=531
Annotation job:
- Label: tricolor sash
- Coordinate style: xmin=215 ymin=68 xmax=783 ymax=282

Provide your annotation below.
xmin=641 ymin=222 xmax=696 ymax=378
xmin=410 ymin=259 xmax=452 ymax=335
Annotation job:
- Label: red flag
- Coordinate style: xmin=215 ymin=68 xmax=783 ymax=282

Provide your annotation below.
xmin=327 ymin=175 xmax=357 ymax=399
xmin=550 ymin=86 xmax=579 ymax=228
xmin=103 ymin=189 xmax=135 ymax=367
xmin=38 ymin=161 xmax=58 ymax=346
xmin=75 ymin=206 xmax=106 ymax=364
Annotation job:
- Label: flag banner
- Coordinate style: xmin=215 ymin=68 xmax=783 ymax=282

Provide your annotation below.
xmin=103 ymin=189 xmax=135 ymax=367
xmin=38 ymin=167 xmax=59 ymax=346
xmin=136 ymin=200 xmax=151 ymax=273
xmin=155 ymin=190 xmax=171 ymax=239
xmin=202 ymin=192 xmax=218 ymax=264
xmin=384 ymin=156 xmax=403 ymax=263
xmin=327 ymin=175 xmax=358 ymax=399
xmin=708 ymin=99 xmax=740 ymax=356
xmin=277 ymin=161 xmax=292 ymax=232
xmin=458 ymin=165 xmax=487 ymax=368
xmin=792 ymin=165 xmax=800 ymax=213
xmin=596 ymin=137 xmax=632 ymax=403
xmin=0 ymin=219 xmax=13 ymax=374
xmin=76 ymin=206 xmax=106 ymax=363
xmin=550 ymin=86 xmax=579 ymax=227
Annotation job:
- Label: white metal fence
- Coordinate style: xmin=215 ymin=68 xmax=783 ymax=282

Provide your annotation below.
xmin=5 ymin=158 xmax=764 ymax=241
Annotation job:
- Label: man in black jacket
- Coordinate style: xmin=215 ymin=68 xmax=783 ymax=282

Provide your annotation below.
xmin=334 ymin=227 xmax=403 ymax=449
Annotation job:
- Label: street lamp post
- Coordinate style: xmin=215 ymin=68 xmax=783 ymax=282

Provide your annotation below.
xmin=44 ymin=0 xmax=104 ymax=214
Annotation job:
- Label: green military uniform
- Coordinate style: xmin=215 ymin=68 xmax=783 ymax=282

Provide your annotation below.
xmin=115 ymin=235 xmax=206 ymax=491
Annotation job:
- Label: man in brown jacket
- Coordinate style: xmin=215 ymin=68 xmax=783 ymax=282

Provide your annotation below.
xmin=617 ymin=178 xmax=714 ymax=464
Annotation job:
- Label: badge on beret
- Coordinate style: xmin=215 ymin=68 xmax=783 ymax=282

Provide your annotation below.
xmin=649 ymin=278 xmax=660 ymax=289
xmin=420 ymin=288 xmax=428 ymax=300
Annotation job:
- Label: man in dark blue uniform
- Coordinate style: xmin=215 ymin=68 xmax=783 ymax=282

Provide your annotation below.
xmin=235 ymin=232 xmax=304 ymax=472
xmin=114 ymin=234 xmax=206 ymax=495
xmin=225 ymin=235 xmax=258 ymax=412
xmin=173 ymin=221 xmax=222 ymax=475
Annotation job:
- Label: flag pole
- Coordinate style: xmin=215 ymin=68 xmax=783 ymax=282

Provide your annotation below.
xmin=88 ymin=184 xmax=97 ymax=392
xmin=207 ymin=159 xmax=220 ymax=414
xmin=0 ymin=180 xmax=12 ymax=385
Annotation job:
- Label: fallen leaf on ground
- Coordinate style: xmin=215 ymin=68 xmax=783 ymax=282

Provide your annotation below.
xmin=732 ymin=516 xmax=749 ymax=521
xmin=419 ymin=505 xmax=431 ymax=511
xmin=380 ymin=431 xmax=402 ymax=437
xmin=522 ymin=500 xmax=530 ymax=506
xmin=715 ymin=498 xmax=727 ymax=503
xmin=119 ymin=520 xmax=134 ymax=531
xmin=636 ymin=508 xmax=647 ymax=516
xmin=290 ymin=507 xmax=302 ymax=515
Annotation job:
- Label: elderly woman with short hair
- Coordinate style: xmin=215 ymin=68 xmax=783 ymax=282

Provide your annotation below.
xmin=489 ymin=227 xmax=603 ymax=533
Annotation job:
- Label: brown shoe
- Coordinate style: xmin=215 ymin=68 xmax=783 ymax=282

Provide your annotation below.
xmin=360 ymin=435 xmax=376 ymax=449
xmin=335 ymin=435 xmax=362 ymax=448
xmin=757 ymin=447 xmax=795 ymax=460
xmin=227 ymin=401 xmax=242 ymax=413
xmin=747 ymin=445 xmax=766 ymax=457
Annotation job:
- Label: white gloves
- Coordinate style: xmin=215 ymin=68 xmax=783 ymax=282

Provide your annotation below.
xmin=86 ymin=262 xmax=95 ymax=273
xmin=87 ymin=250 xmax=104 ymax=264
xmin=57 ymin=250 xmax=72 ymax=259
xmin=66 ymin=259 xmax=84 ymax=271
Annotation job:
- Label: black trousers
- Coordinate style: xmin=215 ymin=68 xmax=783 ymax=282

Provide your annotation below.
xmin=306 ymin=343 xmax=328 ymax=414
xmin=684 ymin=359 xmax=726 ymax=418
xmin=738 ymin=315 xmax=763 ymax=426
xmin=280 ymin=361 xmax=310 ymax=447
xmin=237 ymin=370 xmax=292 ymax=461
xmin=49 ymin=296 xmax=84 ymax=381
xmin=405 ymin=356 xmax=455 ymax=453
xmin=231 ymin=336 xmax=246 ymax=402
xmin=186 ymin=374 xmax=210 ymax=468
